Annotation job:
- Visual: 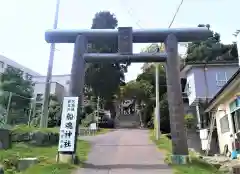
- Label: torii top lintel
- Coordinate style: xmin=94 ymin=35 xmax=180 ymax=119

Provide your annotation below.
xmin=45 ymin=27 xmax=212 ymax=44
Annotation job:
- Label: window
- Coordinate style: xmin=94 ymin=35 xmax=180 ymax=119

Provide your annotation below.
xmin=18 ymin=70 xmax=23 ymax=76
xmin=7 ymin=65 xmax=13 ymax=70
xmin=220 ymin=115 xmax=230 ymax=133
xmin=25 ymin=73 xmax=32 ymax=80
xmin=216 ymin=72 xmax=228 ymax=87
xmin=36 ymin=94 xmax=43 ymax=101
xmin=0 ymin=61 xmax=4 ymax=68
xmin=231 ymin=109 xmax=240 ymax=133
xmin=185 ymin=83 xmax=191 ymax=96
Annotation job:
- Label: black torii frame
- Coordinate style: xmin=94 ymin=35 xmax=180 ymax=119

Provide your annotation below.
xmin=45 ymin=27 xmax=211 ymax=159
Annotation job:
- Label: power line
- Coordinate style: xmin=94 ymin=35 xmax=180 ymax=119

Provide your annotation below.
xmin=119 ymin=0 xmax=184 ymax=53
xmin=118 ymin=0 xmax=143 ymax=29
xmin=153 ymin=0 xmax=184 ymax=53
xmin=168 ymin=0 xmax=184 ymax=28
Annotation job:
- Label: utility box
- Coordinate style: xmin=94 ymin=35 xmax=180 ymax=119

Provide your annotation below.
xmin=0 ymin=128 xmax=11 ymax=149
xmin=118 ymin=27 xmax=133 ymax=55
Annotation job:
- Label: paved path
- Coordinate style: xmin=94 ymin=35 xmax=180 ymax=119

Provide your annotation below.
xmin=75 ymin=129 xmax=172 ymax=174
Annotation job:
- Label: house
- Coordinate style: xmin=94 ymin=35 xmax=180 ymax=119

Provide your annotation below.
xmin=205 ymin=68 xmax=240 ymax=154
xmin=181 ymin=61 xmax=239 ymax=129
xmin=180 ymin=61 xmax=239 ymax=153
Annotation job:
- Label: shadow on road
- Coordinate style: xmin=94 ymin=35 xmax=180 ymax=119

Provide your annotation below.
xmin=80 ymin=163 xmax=171 ymax=170
xmin=92 ymin=144 xmax=156 ymax=147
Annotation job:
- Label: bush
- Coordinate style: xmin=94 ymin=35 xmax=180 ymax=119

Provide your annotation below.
xmin=98 ymin=117 xmax=115 ymax=128
xmin=2 ymin=154 xmax=19 ymax=170
xmin=84 ymin=105 xmax=94 ymax=115
xmin=81 ymin=113 xmax=95 ymax=127
xmin=184 ymin=114 xmax=195 ymax=129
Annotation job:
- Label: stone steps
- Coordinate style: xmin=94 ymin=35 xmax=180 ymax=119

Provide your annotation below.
xmin=115 ymin=114 xmax=140 ymax=128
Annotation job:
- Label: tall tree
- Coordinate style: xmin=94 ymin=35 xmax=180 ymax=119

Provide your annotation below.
xmin=137 ymin=64 xmax=167 ymax=99
xmin=186 ymin=24 xmax=238 ymax=62
xmin=85 ymin=11 xmax=129 ymax=118
xmin=120 ymin=80 xmax=153 ymax=104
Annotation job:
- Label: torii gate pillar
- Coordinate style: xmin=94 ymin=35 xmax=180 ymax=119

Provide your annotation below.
xmin=165 ymin=34 xmax=189 ymax=163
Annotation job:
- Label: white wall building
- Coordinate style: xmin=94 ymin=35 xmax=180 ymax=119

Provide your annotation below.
xmin=0 ymin=54 xmax=71 ymax=103
xmin=32 ymin=74 xmax=71 ymax=100
xmin=32 ymin=74 xmax=71 ymax=115
xmin=0 ymin=55 xmax=41 ymax=80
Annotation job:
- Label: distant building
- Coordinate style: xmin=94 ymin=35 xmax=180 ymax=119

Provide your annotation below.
xmin=0 ymin=54 xmax=72 ymax=103
xmin=32 ymin=74 xmax=71 ymax=113
xmin=0 ymin=54 xmax=41 ymax=80
xmin=32 ymin=74 xmax=71 ymax=99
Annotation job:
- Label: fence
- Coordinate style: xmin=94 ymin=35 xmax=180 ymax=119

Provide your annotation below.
xmin=0 ymin=91 xmax=33 ymax=127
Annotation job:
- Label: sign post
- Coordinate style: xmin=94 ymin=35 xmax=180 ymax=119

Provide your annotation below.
xmin=57 ymin=97 xmax=78 ymax=163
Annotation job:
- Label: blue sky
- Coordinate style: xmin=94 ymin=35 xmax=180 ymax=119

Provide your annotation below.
xmin=0 ymin=0 xmax=239 ymax=82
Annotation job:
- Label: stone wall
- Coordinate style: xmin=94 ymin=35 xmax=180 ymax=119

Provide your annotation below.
xmin=186 ymin=129 xmax=202 ymax=152
xmin=11 ymin=130 xmax=59 ymax=146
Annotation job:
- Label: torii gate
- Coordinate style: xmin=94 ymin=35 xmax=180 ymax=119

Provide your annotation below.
xmin=45 ymin=27 xmax=211 ymax=164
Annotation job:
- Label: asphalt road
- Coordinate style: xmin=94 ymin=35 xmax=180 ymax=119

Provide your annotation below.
xmin=75 ymin=129 xmax=172 ymax=174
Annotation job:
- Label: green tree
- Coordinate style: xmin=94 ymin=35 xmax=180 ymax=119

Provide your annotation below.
xmin=137 ymin=64 xmax=167 ymax=99
xmin=132 ymin=63 xmax=170 ymax=131
xmin=0 ymin=67 xmax=34 ymax=124
xmin=47 ymin=94 xmax=61 ymax=127
xmin=85 ymin=11 xmax=129 ymax=118
xmin=186 ymin=24 xmax=238 ymax=62
xmin=120 ymin=80 xmax=153 ymax=104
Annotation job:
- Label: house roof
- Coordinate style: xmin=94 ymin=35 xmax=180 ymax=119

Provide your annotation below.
xmin=180 ymin=60 xmax=239 ymax=74
xmin=205 ymin=68 xmax=240 ymax=112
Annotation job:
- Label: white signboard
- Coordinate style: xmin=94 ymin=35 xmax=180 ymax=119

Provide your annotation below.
xmin=58 ymin=97 xmax=78 ymax=152
xmin=90 ymin=123 xmax=97 ymax=130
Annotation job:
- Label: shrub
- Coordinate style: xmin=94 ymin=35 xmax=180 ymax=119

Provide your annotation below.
xmin=98 ymin=117 xmax=115 ymax=128
xmin=81 ymin=113 xmax=95 ymax=127
xmin=184 ymin=114 xmax=195 ymax=129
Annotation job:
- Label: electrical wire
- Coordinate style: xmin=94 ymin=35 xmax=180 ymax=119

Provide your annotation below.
xmin=118 ymin=0 xmax=143 ymax=29
xmin=154 ymin=0 xmax=184 ymax=53
xmin=168 ymin=0 xmax=184 ymax=28
xmin=119 ymin=0 xmax=184 ymax=53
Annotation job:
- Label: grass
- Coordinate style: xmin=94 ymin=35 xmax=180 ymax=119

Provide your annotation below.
xmin=11 ymin=125 xmax=59 ymax=134
xmin=0 ymin=126 xmax=91 ymax=174
xmin=95 ymin=128 xmax=111 ymax=135
xmin=150 ymin=130 xmax=221 ymax=174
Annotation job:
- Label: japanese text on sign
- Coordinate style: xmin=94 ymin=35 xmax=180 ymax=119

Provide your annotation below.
xmin=58 ymin=97 xmax=79 ymax=152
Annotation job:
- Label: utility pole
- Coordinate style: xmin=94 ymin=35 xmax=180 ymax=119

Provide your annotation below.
xmin=96 ymin=96 xmax=100 ymax=126
xmin=40 ymin=0 xmax=61 ymax=128
xmin=6 ymin=92 xmax=12 ymax=124
xmin=155 ymin=62 xmax=160 ymax=139
xmin=233 ymin=30 xmax=240 ymax=67
xmin=154 ymin=0 xmax=184 ymax=140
